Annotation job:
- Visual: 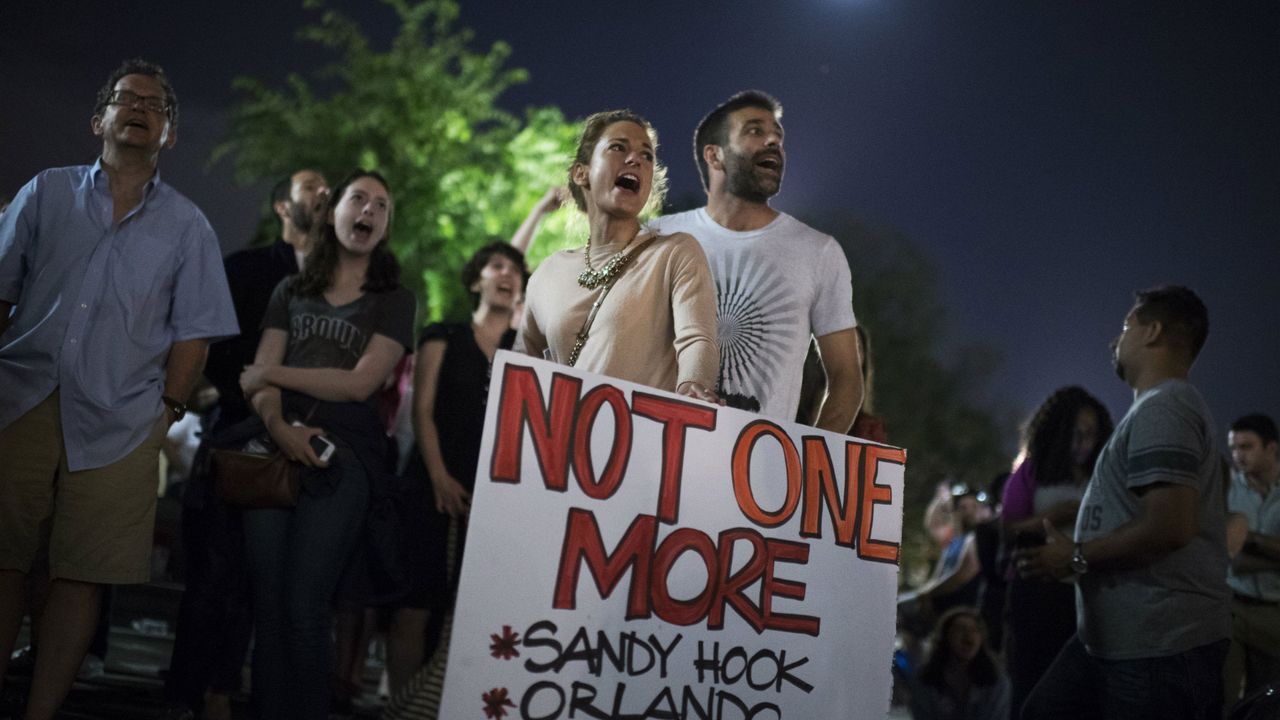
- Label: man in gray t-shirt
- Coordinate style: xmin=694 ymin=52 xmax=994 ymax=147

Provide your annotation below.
xmin=1018 ymin=286 xmax=1231 ymax=720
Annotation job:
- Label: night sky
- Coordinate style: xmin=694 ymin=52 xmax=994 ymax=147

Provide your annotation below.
xmin=3 ymin=1 xmax=1277 ymax=445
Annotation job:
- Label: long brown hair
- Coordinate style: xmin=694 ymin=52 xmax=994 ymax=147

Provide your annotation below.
xmin=919 ymin=606 xmax=1000 ymax=689
xmin=291 ymin=169 xmax=401 ymax=297
xmin=1023 ymin=386 xmax=1113 ymax=487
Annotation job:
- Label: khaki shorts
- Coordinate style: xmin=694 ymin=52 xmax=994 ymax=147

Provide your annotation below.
xmin=0 ymin=390 xmax=165 ymax=584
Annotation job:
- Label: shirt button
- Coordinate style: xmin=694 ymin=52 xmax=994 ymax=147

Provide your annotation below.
xmin=69 ymin=338 xmax=77 ymax=344
xmin=80 ymin=303 xmax=88 ymax=309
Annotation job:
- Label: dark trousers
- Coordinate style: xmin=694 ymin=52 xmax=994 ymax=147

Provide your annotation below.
xmin=1006 ymin=577 xmax=1077 ymax=719
xmin=1022 ymin=634 xmax=1230 ymax=720
xmin=165 ymin=479 xmax=253 ymax=711
xmin=1224 ymin=594 xmax=1280 ymax=711
xmin=244 ymin=448 xmax=368 ymax=720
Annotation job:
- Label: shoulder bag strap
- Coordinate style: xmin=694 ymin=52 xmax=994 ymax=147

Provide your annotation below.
xmin=567 ymin=234 xmax=660 ymax=367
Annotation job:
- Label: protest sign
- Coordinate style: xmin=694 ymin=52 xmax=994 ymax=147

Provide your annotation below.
xmin=439 ymin=351 xmax=905 ymax=719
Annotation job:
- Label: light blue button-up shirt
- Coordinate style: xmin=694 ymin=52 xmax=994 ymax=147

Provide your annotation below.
xmin=1227 ymin=471 xmax=1280 ymax=602
xmin=0 ymin=160 xmax=239 ymax=471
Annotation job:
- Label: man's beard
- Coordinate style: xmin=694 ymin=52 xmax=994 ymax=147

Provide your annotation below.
xmin=1110 ymin=340 xmax=1126 ymax=381
xmin=289 ymin=201 xmax=316 ymax=234
xmin=723 ymin=147 xmax=782 ymax=203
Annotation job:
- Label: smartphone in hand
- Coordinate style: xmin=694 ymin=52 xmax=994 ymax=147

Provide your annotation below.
xmin=308 ymin=434 xmax=336 ymax=463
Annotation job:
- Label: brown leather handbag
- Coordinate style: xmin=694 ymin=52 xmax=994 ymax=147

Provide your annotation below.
xmin=210 ymin=441 xmax=299 ymax=508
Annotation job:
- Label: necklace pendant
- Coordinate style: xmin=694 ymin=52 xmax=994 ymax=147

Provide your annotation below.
xmin=579 ymin=235 xmax=640 ymax=289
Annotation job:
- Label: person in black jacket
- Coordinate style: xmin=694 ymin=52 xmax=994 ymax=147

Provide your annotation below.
xmin=165 ymin=169 xmax=327 ymax=719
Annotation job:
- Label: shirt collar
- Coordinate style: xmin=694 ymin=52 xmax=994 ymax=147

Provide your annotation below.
xmin=89 ymin=157 xmax=163 ymax=198
xmin=90 ymin=157 xmax=106 ymax=189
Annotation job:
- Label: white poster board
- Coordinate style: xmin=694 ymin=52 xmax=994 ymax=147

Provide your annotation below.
xmin=439 ymin=351 xmax=905 ymax=719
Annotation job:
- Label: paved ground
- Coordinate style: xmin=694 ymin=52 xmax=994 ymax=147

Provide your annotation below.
xmin=5 ymin=645 xmax=385 ymax=719
xmin=5 ymin=676 xmax=383 ymax=719
xmin=9 ymin=666 xmax=911 ymax=720
xmin=4 ymin=581 xmax=384 ymax=719
xmin=10 ymin=669 xmax=911 ymax=720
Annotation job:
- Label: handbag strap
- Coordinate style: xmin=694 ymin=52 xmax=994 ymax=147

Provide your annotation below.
xmin=567 ymin=234 xmax=659 ymax=367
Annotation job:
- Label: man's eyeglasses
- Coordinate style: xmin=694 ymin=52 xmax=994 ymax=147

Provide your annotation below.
xmin=109 ymin=90 xmax=169 ymax=115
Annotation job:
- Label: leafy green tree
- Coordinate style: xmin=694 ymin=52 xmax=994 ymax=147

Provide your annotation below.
xmin=214 ymin=0 xmax=580 ymax=319
xmin=217 ymin=0 xmax=1008 ymax=581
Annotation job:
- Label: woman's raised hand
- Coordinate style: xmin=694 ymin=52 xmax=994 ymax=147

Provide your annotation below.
xmin=536 ymin=186 xmax=569 ymax=215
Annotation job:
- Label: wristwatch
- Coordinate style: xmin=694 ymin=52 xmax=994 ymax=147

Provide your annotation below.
xmin=1070 ymin=542 xmax=1089 ymax=575
xmin=162 ymin=395 xmax=187 ymax=422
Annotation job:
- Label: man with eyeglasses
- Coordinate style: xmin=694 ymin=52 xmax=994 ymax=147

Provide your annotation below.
xmin=0 ymin=58 xmax=237 ymax=719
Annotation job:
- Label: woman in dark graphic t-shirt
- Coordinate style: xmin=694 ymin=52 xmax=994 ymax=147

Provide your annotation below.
xmin=238 ymin=170 xmax=415 ymax=720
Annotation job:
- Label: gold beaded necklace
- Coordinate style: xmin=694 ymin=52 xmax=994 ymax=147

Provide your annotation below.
xmin=577 ymin=233 xmax=641 ymax=289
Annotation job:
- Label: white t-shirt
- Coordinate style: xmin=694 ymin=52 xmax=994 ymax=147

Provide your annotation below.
xmin=647 ymin=208 xmax=856 ymax=421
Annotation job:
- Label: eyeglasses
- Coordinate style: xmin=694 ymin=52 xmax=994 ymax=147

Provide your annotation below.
xmin=108 ymin=90 xmax=169 ymax=115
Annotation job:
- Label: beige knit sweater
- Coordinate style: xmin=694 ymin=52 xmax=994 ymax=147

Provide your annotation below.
xmin=515 ymin=232 xmax=719 ymax=392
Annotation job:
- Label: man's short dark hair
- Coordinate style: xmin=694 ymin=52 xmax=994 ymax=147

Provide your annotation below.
xmin=1133 ymin=285 xmax=1209 ymax=360
xmin=270 ymin=174 xmax=294 ymax=207
xmin=1231 ymin=414 xmax=1279 ymax=446
xmin=269 ymin=173 xmax=297 ymax=234
xmin=461 ymin=242 xmax=530 ymax=308
xmin=93 ymin=58 xmax=179 ymax=129
xmin=693 ymin=90 xmax=782 ymax=191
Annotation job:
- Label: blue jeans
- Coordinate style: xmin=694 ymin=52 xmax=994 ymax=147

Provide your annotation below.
xmin=1022 ymin=634 xmax=1230 ymax=720
xmin=243 ymin=448 xmax=369 ymax=720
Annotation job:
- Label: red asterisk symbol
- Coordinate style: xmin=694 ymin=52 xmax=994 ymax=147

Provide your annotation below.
xmin=482 ymin=687 xmax=515 ymax=719
xmin=489 ymin=624 xmax=521 ymax=660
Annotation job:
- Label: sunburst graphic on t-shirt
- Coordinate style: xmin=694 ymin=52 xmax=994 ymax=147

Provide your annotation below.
xmin=712 ymin=249 xmax=803 ymax=410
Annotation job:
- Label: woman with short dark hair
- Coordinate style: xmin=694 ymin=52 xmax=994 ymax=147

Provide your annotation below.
xmin=383 ymin=240 xmax=528 ymax=702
